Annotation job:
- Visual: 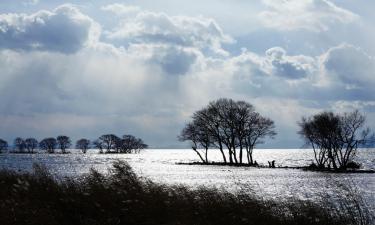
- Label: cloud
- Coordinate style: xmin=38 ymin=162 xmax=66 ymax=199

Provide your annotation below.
xmin=101 ymin=4 xmax=140 ymax=16
xmin=127 ymin=44 xmax=202 ymax=75
xmin=321 ymin=44 xmax=375 ymax=89
xmin=259 ymin=0 xmax=358 ymax=32
xmin=265 ymin=47 xmax=316 ymax=79
xmin=0 ymin=3 xmax=374 ymax=148
xmin=23 ymin=0 xmax=39 ymax=6
xmin=103 ymin=7 xmax=233 ymax=56
xmin=0 ymin=4 xmax=100 ymax=53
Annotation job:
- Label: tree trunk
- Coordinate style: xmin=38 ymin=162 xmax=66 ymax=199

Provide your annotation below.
xmin=193 ymin=147 xmax=205 ymax=163
xmin=228 ymin=148 xmax=233 ymax=164
xmin=218 ymin=141 xmax=227 ymax=163
xmin=205 ymin=147 xmax=208 ymax=163
xmin=239 ymin=140 xmax=243 ymax=164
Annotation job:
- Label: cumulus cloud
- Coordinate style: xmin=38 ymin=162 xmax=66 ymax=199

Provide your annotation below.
xmin=321 ymin=44 xmax=375 ymax=89
xmin=265 ymin=47 xmax=316 ymax=79
xmin=101 ymin=4 xmax=140 ymax=16
xmin=0 ymin=3 xmax=374 ymax=148
xmin=259 ymin=0 xmax=358 ymax=32
xmin=224 ymin=47 xmax=316 ymax=84
xmin=103 ymin=6 xmax=233 ymax=56
xmin=0 ymin=4 xmax=100 ymax=53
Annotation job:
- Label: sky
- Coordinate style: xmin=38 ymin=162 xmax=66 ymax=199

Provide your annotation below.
xmin=0 ymin=0 xmax=374 ymax=148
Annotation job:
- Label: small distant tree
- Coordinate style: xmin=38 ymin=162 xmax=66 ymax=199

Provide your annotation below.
xmin=14 ymin=137 xmax=25 ymax=153
xmin=98 ymin=134 xmax=119 ymax=153
xmin=56 ymin=136 xmax=72 ymax=154
xmin=25 ymin=138 xmax=38 ymax=153
xmin=93 ymin=139 xmax=103 ymax=153
xmin=0 ymin=139 xmax=8 ymax=153
xmin=76 ymin=139 xmax=90 ymax=154
xmin=119 ymin=135 xmax=148 ymax=153
xmin=39 ymin=138 xmax=57 ymax=154
xmin=298 ymin=110 xmax=374 ymax=170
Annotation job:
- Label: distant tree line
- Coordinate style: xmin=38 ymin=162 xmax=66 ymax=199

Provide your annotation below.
xmin=179 ymin=98 xmax=277 ymax=165
xmin=0 ymin=134 xmax=147 ymax=154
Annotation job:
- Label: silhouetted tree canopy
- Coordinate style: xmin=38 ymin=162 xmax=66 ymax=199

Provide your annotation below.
xmin=98 ymin=134 xmax=119 ymax=153
xmin=57 ymin=135 xmax=72 ymax=154
xmin=95 ymin=134 xmax=147 ymax=154
xmin=13 ymin=137 xmax=25 ymax=153
xmin=76 ymin=139 xmax=90 ymax=154
xmin=25 ymin=138 xmax=38 ymax=153
xmin=93 ymin=139 xmax=104 ymax=153
xmin=39 ymin=138 xmax=57 ymax=154
xmin=298 ymin=110 xmax=374 ymax=170
xmin=118 ymin=135 xmax=148 ymax=153
xmin=179 ymin=98 xmax=276 ymax=164
xmin=0 ymin=139 xmax=8 ymax=153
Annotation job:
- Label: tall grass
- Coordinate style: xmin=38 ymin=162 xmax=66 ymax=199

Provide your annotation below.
xmin=0 ymin=161 xmax=372 ymax=225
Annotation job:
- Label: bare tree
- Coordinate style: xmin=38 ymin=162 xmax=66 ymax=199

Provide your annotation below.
xmin=0 ymin=139 xmax=8 ymax=153
xmin=338 ymin=110 xmax=374 ymax=169
xmin=193 ymin=106 xmax=227 ymax=163
xmin=179 ymin=121 xmax=210 ymax=163
xmin=98 ymin=134 xmax=120 ymax=153
xmin=118 ymin=135 xmax=148 ymax=153
xmin=39 ymin=138 xmax=57 ymax=153
xmin=76 ymin=139 xmax=90 ymax=154
xmin=180 ymin=98 xmax=276 ymax=165
xmin=57 ymin=135 xmax=72 ymax=154
xmin=298 ymin=110 xmax=374 ymax=170
xmin=14 ymin=137 xmax=25 ymax=153
xmin=244 ymin=113 xmax=277 ymax=165
xmin=93 ymin=139 xmax=103 ymax=153
xmin=25 ymin=138 xmax=38 ymax=153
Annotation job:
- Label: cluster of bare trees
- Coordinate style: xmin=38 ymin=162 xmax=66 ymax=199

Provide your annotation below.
xmin=12 ymin=136 xmax=72 ymax=154
xmin=93 ymin=134 xmax=148 ymax=154
xmin=0 ymin=134 xmax=147 ymax=154
xmin=179 ymin=98 xmax=277 ymax=165
xmin=298 ymin=110 xmax=374 ymax=170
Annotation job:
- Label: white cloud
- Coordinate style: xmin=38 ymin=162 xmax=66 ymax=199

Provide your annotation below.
xmin=321 ymin=44 xmax=375 ymax=90
xmin=259 ymin=0 xmax=358 ymax=32
xmin=0 ymin=3 xmax=374 ymax=147
xmin=104 ymin=8 xmax=233 ymax=56
xmin=101 ymin=4 xmax=141 ymax=16
xmin=0 ymin=4 xmax=100 ymax=53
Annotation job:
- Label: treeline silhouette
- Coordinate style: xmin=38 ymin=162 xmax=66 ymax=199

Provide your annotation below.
xmin=0 ymin=161 xmax=372 ymax=225
xmin=0 ymin=134 xmax=147 ymax=154
xmin=180 ymin=98 xmax=374 ymax=171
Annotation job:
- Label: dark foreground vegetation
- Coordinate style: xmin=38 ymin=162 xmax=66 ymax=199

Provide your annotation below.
xmin=0 ymin=161 xmax=373 ymax=225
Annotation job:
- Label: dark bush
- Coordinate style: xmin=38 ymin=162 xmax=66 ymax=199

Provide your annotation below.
xmin=346 ymin=161 xmax=361 ymax=169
